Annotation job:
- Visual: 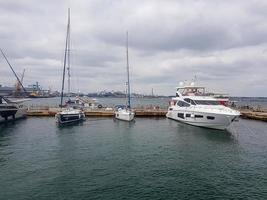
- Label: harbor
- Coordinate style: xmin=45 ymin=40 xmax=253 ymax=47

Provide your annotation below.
xmin=1 ymin=94 xmax=267 ymax=123
xmin=1 ymin=1 xmax=267 ymax=199
xmin=1 ymin=116 xmax=267 ymax=200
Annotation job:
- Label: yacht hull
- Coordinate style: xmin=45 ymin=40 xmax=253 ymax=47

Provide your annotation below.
xmin=115 ymin=109 xmax=135 ymax=121
xmin=0 ymin=107 xmax=27 ymax=123
xmin=0 ymin=107 xmax=18 ymax=118
xmin=166 ymin=110 xmax=238 ymax=130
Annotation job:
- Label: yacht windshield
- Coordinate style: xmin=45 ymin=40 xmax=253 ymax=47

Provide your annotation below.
xmin=177 ymin=101 xmax=190 ymax=107
xmin=184 ymin=98 xmax=196 ymax=105
xmin=194 ymin=100 xmax=220 ymax=105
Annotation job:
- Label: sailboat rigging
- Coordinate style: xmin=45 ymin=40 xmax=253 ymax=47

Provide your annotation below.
xmin=55 ymin=8 xmax=85 ymax=124
xmin=126 ymin=31 xmax=131 ymax=109
xmin=60 ymin=8 xmax=70 ymax=107
xmin=115 ymin=31 xmax=135 ymax=121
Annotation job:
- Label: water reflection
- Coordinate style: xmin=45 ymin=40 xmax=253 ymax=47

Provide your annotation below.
xmin=113 ymin=118 xmax=136 ymax=129
xmin=168 ymin=119 xmax=237 ymax=143
xmin=56 ymin=120 xmax=85 ymax=130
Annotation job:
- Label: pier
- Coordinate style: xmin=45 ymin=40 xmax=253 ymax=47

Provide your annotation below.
xmin=26 ymin=107 xmax=167 ymax=117
xmin=25 ymin=106 xmax=267 ymax=122
xmin=239 ymin=110 xmax=267 ymax=122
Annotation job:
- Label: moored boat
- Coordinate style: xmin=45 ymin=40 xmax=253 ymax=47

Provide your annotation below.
xmin=55 ymin=8 xmax=85 ymax=125
xmin=55 ymin=108 xmax=85 ymax=124
xmin=0 ymin=96 xmax=27 ymax=123
xmin=65 ymin=96 xmax=103 ymax=109
xmin=115 ymin=107 xmax=135 ymax=121
xmin=115 ymin=32 xmax=135 ymax=121
xmin=166 ymin=81 xmax=240 ymax=130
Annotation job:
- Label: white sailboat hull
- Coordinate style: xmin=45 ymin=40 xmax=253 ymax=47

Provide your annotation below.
xmin=166 ymin=109 xmax=239 ymax=130
xmin=115 ymin=109 xmax=135 ymax=121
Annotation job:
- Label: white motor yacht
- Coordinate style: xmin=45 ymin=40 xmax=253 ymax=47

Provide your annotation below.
xmin=166 ymin=82 xmax=240 ymax=130
xmin=0 ymin=96 xmax=27 ymax=123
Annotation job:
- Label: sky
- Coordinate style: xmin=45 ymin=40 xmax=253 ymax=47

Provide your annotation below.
xmin=0 ymin=0 xmax=267 ymax=96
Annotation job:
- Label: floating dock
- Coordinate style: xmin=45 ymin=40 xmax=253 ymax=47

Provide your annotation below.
xmin=25 ymin=107 xmax=267 ymax=122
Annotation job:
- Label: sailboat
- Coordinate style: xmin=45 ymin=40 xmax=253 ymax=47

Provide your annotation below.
xmin=114 ymin=32 xmax=135 ymax=121
xmin=55 ymin=8 xmax=85 ymax=124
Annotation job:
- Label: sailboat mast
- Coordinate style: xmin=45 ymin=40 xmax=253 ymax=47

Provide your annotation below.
xmin=126 ymin=31 xmax=131 ymax=108
xmin=67 ymin=8 xmax=71 ymax=97
xmin=60 ymin=8 xmax=70 ymax=107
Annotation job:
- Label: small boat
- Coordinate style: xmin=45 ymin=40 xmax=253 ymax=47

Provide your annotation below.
xmin=65 ymin=96 xmax=103 ymax=109
xmin=166 ymin=81 xmax=240 ymax=130
xmin=55 ymin=8 xmax=85 ymax=124
xmin=115 ymin=32 xmax=135 ymax=121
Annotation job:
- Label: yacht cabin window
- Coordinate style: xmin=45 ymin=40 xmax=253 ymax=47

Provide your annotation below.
xmin=185 ymin=113 xmax=191 ymax=118
xmin=177 ymin=101 xmax=190 ymax=107
xmin=207 ymin=116 xmax=215 ymax=120
xmin=184 ymin=98 xmax=196 ymax=105
xmin=194 ymin=100 xmax=220 ymax=105
xmin=178 ymin=113 xmax=184 ymax=119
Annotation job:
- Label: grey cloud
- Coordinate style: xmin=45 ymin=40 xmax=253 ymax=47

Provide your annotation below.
xmin=1 ymin=0 xmax=267 ymax=96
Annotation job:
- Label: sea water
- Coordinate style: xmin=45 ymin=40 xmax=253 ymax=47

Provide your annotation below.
xmin=0 ymin=117 xmax=267 ymax=199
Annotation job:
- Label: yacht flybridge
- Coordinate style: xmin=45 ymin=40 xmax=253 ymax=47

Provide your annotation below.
xmin=166 ymin=82 xmax=240 ymax=130
xmin=175 ymin=83 xmax=230 ymax=106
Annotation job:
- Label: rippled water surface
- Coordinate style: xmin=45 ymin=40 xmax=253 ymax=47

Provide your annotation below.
xmin=0 ymin=117 xmax=267 ymax=199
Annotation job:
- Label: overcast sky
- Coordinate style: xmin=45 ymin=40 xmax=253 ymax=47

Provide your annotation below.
xmin=1 ymin=0 xmax=267 ymax=96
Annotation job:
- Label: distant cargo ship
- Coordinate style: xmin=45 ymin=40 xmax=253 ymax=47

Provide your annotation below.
xmin=28 ymin=92 xmax=56 ymax=98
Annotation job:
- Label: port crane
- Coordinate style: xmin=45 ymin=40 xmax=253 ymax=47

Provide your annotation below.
xmin=0 ymin=49 xmax=28 ymax=97
xmin=14 ymin=69 xmax=26 ymax=97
